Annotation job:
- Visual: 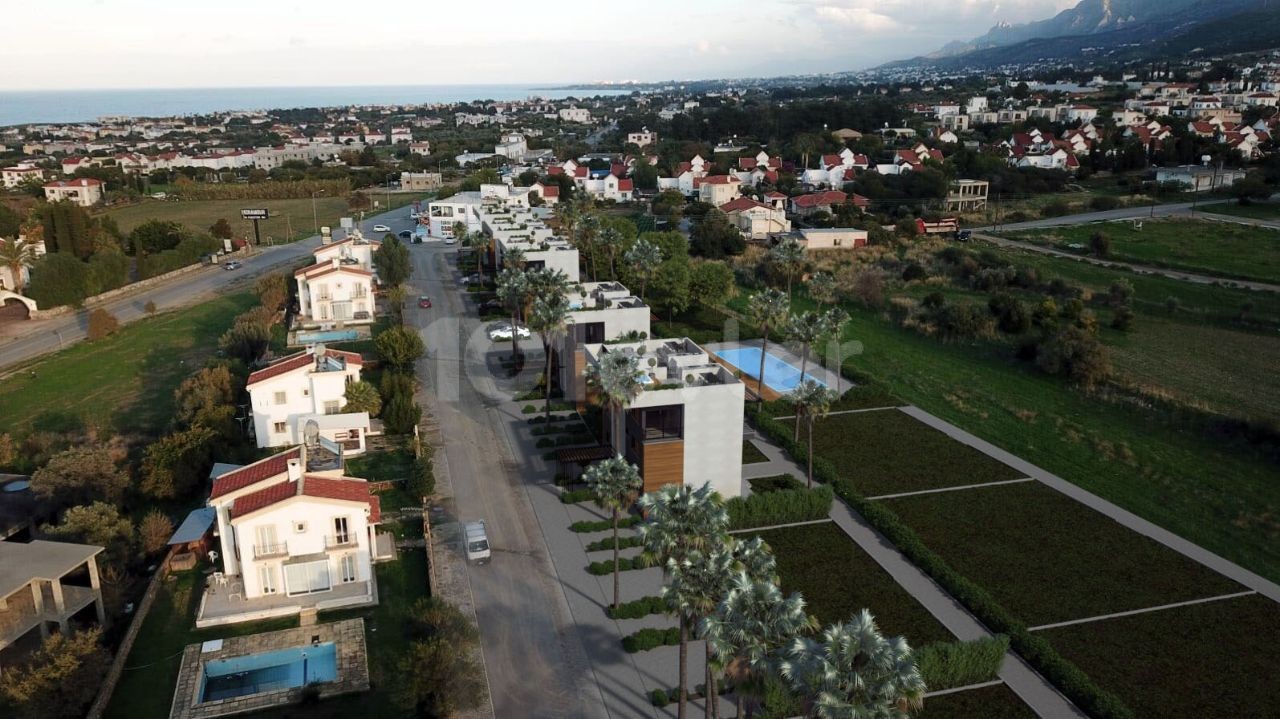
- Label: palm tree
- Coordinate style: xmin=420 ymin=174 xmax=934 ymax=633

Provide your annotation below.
xmin=577 ymin=213 xmax=601 ymax=280
xmin=821 ymin=307 xmax=850 ymax=394
xmin=639 ymin=483 xmax=729 ymax=719
xmin=778 ymin=610 xmax=925 ymax=719
xmin=463 ymin=231 xmax=489 ymax=274
xmin=623 ymin=237 xmax=663 ymax=301
xmin=587 ymin=349 xmax=643 ymax=452
xmin=807 ymin=272 xmax=837 ymax=308
xmin=703 ymin=573 xmax=815 ymax=719
xmin=746 ymin=289 xmax=790 ymax=411
xmin=502 ymin=246 xmax=526 ymax=271
xmin=0 ymin=239 xmax=40 ymax=294
xmin=769 ymin=239 xmax=806 ymax=300
xmin=528 ymin=291 xmax=570 ymax=421
xmin=495 ymin=267 xmax=529 ymax=360
xmin=666 ymin=545 xmax=735 ymax=719
xmin=598 ymin=225 xmax=624 ymax=281
xmin=582 ymin=455 xmax=643 ymax=610
xmin=790 ymin=380 xmax=837 ymax=486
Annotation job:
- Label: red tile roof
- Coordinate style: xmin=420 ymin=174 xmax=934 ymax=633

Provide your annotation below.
xmin=792 ymin=190 xmax=847 ymax=209
xmin=230 ymin=475 xmax=379 ymax=520
xmin=211 ymin=447 xmax=301 ymax=498
xmin=547 ymin=166 xmax=564 ymax=176
xmin=701 ymin=175 xmax=739 ymax=185
xmin=44 ymin=178 xmax=102 ymax=188
xmin=739 ymin=157 xmax=758 ymax=169
xmin=719 ymin=197 xmax=769 ymax=213
xmin=246 ymin=348 xmax=363 ymax=387
xmin=765 ymin=191 xmax=787 ymax=199
xmin=292 ymin=263 xmax=374 ymax=280
xmin=617 ymin=179 xmax=634 ymax=191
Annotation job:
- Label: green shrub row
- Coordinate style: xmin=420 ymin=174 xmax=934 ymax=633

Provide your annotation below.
xmin=749 ymin=411 xmax=1134 ymax=719
xmin=622 ymin=626 xmax=680 ymax=653
xmin=570 ymin=516 xmax=640 ymax=533
xmin=586 ymin=535 xmax=644 ymax=552
xmin=607 ymin=594 xmax=666 ymax=619
xmin=560 ymin=488 xmax=595 ymax=504
xmin=650 ymin=682 xmax=732 ymax=707
xmin=587 ymin=555 xmax=648 ymax=576
xmin=527 ymin=414 xmax=576 ymax=425
xmin=915 ymin=635 xmax=1009 ymax=691
xmin=725 ymin=485 xmax=833 ymax=530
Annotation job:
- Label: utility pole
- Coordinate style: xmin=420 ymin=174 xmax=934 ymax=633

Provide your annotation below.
xmin=311 ymin=190 xmax=324 ymax=236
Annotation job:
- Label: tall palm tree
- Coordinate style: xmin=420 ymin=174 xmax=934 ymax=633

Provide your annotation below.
xmin=587 ymin=349 xmax=642 ymax=453
xmin=666 ymin=545 xmax=735 ymax=719
xmin=746 ymin=289 xmax=790 ymax=412
xmin=528 ymin=291 xmax=571 ymax=421
xmin=623 ymin=237 xmax=663 ymax=301
xmin=502 ymin=246 xmax=526 ymax=271
xmin=576 ymin=213 xmax=601 ymax=280
xmin=790 ymin=381 xmax=837 ymax=486
xmin=769 ymin=238 xmax=805 ymax=300
xmin=640 ymin=483 xmax=729 ymax=719
xmin=495 ymin=267 xmax=529 ymax=360
xmin=0 ymin=239 xmax=40 ymax=294
xmin=821 ymin=307 xmax=850 ymax=395
xmin=463 ymin=231 xmax=489 ymax=274
xmin=582 ymin=455 xmax=643 ymax=611
xmin=779 ymin=609 xmax=925 ymax=719
xmin=703 ymin=573 xmax=815 ymax=719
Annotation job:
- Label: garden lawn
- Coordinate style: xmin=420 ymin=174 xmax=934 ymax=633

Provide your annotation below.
xmin=1040 ymin=593 xmax=1280 ymax=719
xmin=742 ymin=439 xmax=770 ymax=464
xmin=750 ymin=522 xmax=954 ymax=646
xmin=919 ymin=684 xmax=1037 ymax=718
xmin=881 ymin=481 xmax=1244 ymax=626
xmin=806 ymin=409 xmax=1024 ymax=497
xmin=103 ymin=570 xmax=299 ymax=719
xmin=0 ymin=292 xmax=256 ymax=441
xmin=1003 ymin=218 xmax=1280 ymax=284
xmin=653 ymin=304 xmax=759 ymax=345
xmin=1200 ymin=200 xmax=1280 ymax=221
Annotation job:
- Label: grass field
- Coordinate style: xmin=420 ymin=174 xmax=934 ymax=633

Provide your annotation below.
xmin=101 ymin=192 xmax=430 ymax=244
xmin=742 ymin=439 xmax=770 ymax=464
xmin=1003 ymin=218 xmax=1280 ymax=284
xmin=751 ymin=522 xmax=954 ymax=646
xmin=804 ymin=409 xmax=1024 ymax=497
xmin=0 ymin=292 xmax=256 ymax=441
xmin=1200 ymin=200 xmax=1280 ymax=220
xmin=1041 ymin=593 xmax=1280 ymax=719
xmin=882 ymin=481 xmax=1244 ymax=626
xmin=920 ymin=684 xmax=1036 ymax=718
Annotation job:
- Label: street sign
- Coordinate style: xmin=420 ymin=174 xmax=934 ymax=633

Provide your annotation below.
xmin=240 ymin=208 xmax=269 ymax=220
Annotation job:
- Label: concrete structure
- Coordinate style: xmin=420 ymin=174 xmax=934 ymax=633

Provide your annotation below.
xmin=293 ymin=258 xmax=375 ymax=327
xmin=425 ymin=191 xmax=485 ymax=238
xmin=478 ymin=199 xmax=579 ymax=278
xmin=494 ymin=133 xmax=529 ymax=161
xmin=246 ymin=347 xmax=371 ymax=452
xmin=558 ymin=107 xmax=592 ymax=123
xmin=946 ymin=179 xmax=990 ymax=212
xmin=559 ymin=281 xmax=652 ymax=401
xmin=1155 ymin=165 xmax=1247 ymax=192
xmin=42 ymin=177 xmax=102 ymax=206
xmin=782 ymin=227 xmax=869 ymax=251
xmin=626 ymin=129 xmax=657 ymax=147
xmin=0 ymin=540 xmax=106 ymax=673
xmin=399 ymin=171 xmax=442 ymax=191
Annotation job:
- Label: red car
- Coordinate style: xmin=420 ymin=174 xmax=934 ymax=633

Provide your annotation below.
xmin=418 ymin=295 xmax=432 ymax=308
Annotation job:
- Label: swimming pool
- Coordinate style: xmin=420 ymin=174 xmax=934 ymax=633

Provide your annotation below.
xmin=715 ymin=347 xmax=826 ymax=393
xmin=296 ymin=330 xmax=359 ymax=343
xmin=200 ymin=642 xmax=337 ymax=702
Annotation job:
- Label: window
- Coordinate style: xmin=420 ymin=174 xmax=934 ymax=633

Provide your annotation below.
xmin=258 ymin=565 xmax=277 ymax=595
xmin=302 ymin=388 xmax=310 ymax=397
xmin=283 ymin=560 xmax=332 ymax=596
xmin=333 ymin=517 xmax=350 ymax=545
xmin=324 ymin=400 xmax=341 ymax=415
xmin=293 ymin=521 xmax=307 ymax=534
xmin=273 ymin=421 xmax=288 ymax=434
xmin=273 ymin=391 xmax=287 ymax=404
xmin=581 ymin=322 xmax=606 ymax=344
xmin=340 ymin=554 xmax=357 ymax=583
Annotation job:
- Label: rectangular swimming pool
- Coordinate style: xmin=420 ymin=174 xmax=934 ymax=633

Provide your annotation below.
xmin=200 ymin=642 xmax=337 ymax=703
xmin=715 ymin=347 xmax=826 ymax=393
xmin=297 ymin=330 xmax=359 ymax=343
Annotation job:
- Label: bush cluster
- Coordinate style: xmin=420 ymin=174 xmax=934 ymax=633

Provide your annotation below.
xmin=725 ymin=485 xmax=833 ymax=530
xmin=607 ymin=595 xmax=666 ymax=619
xmin=621 ymin=626 xmax=680 ymax=653
xmin=560 ymin=488 xmax=595 ymax=504
xmin=570 ymin=516 xmax=640 ymax=533
xmin=915 ymin=635 xmax=1009 ymax=691
xmin=587 ymin=555 xmax=647 ymax=575
xmin=747 ymin=474 xmax=803 ymax=493
xmin=585 ymin=535 xmax=644 ymax=552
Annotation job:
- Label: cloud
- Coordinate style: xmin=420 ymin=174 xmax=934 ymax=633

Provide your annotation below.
xmin=814 ymin=5 xmax=904 ymax=31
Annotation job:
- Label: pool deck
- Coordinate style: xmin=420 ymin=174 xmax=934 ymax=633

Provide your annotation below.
xmin=170 ymin=618 xmax=369 ymax=719
xmin=704 ymin=339 xmax=844 ymax=399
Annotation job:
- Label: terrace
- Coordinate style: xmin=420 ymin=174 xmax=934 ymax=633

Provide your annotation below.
xmin=0 ymin=540 xmax=106 ymax=666
xmin=195 ymin=576 xmax=375 ymax=629
xmin=587 ymin=337 xmax=739 ymax=390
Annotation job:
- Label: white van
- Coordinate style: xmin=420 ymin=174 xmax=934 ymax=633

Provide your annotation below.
xmin=463 ymin=521 xmax=491 ymax=564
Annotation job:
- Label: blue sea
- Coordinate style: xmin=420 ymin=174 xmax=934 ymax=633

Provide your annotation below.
xmin=0 ymin=84 xmax=630 ymax=127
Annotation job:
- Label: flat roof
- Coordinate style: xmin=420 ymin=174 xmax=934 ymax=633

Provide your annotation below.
xmin=0 ymin=540 xmax=103 ymax=600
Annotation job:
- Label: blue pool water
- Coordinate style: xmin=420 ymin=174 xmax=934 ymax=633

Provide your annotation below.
xmin=715 ymin=347 xmax=826 ymax=393
xmin=297 ymin=330 xmax=359 ymax=343
xmin=200 ymin=643 xmax=337 ymax=702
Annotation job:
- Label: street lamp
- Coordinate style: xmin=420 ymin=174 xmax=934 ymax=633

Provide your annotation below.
xmin=311 ymin=190 xmax=324 ymax=236
xmin=386 ymin=173 xmax=395 ymax=218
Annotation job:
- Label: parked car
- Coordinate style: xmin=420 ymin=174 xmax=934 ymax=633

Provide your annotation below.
xmin=479 ymin=299 xmax=503 ymax=312
xmin=461 ymin=273 xmax=483 ymax=285
xmin=398 ymin=230 xmax=412 ymax=240
xmin=955 ymin=229 xmax=973 ymax=242
xmin=444 ymin=235 xmax=457 ymax=245
xmin=223 ymin=261 xmax=242 ymax=270
xmin=418 ymin=295 xmax=432 ymax=308
xmin=372 ymin=224 xmax=391 ymax=233
xmin=464 ymin=521 xmax=491 ymax=564
xmin=488 ymin=322 xmax=531 ymax=341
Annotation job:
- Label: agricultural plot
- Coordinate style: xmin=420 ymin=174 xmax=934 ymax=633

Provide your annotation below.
xmin=751 ymin=522 xmax=954 ymax=647
xmin=1041 ymin=593 xmax=1280 ymax=719
xmin=881 ymin=481 xmax=1244 ymax=626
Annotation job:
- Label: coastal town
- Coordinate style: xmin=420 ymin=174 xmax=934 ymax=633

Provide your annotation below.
xmin=1 ymin=3 xmax=1279 ymax=718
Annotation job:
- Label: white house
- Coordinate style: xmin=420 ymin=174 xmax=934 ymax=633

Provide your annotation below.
xmin=559 ymin=107 xmax=592 ymax=123
xmin=559 ymin=281 xmax=652 ymax=401
xmin=495 ymin=133 xmax=529 ymax=161
xmin=1154 ymin=165 xmax=1247 ymax=192
xmin=43 ymin=178 xmax=103 ymax=207
xmin=697 ymin=175 xmax=741 ymax=207
xmin=718 ymin=197 xmax=790 ymax=240
xmin=1 ymin=164 xmax=44 ymax=189
xmin=246 ymin=346 xmax=372 ymax=452
xmin=627 ymin=129 xmax=658 ymax=147
xmin=579 ymin=173 xmax=634 ymax=202
xmin=294 ymin=259 xmax=376 ymax=327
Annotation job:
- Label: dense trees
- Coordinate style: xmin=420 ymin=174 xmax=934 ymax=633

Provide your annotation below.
xmin=374 ymin=235 xmax=412 ymax=287
xmin=375 ymin=326 xmax=426 ymax=371
xmin=0 ymin=629 xmax=110 ymax=719
xmin=690 ymin=209 xmax=745 ymax=258
xmin=394 ymin=598 xmax=486 ymax=716
xmin=31 ymin=446 xmax=129 ymax=509
xmin=140 ymin=426 xmax=216 ymax=499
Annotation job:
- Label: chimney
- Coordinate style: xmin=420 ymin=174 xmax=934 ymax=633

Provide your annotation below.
xmin=331 ymin=256 xmax=340 ymax=269
xmin=287 ymin=457 xmax=303 ymax=481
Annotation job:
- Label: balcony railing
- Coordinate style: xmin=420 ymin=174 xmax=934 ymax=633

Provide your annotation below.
xmin=253 ymin=542 xmax=288 ymax=559
xmin=325 ymin=534 xmax=357 ymax=549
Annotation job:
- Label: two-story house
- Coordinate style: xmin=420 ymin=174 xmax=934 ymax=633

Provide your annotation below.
xmin=559 ymin=281 xmax=652 ymax=402
xmin=294 ymin=259 xmax=375 ymax=326
xmin=246 ymin=346 xmax=372 ymax=452
xmin=718 ymin=197 xmax=790 ymax=240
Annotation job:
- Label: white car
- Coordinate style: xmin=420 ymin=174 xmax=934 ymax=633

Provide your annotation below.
xmin=487 ymin=323 xmax=531 ymax=341
xmin=372 ymin=224 xmax=391 ymax=233
xmin=444 ymin=235 xmax=457 ymax=245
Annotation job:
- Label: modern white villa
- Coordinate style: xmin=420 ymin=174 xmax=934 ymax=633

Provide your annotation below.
xmin=479 ymin=199 xmax=580 ymax=278
xmin=246 ymin=346 xmax=373 ymax=452
xmin=558 ymin=281 xmax=651 ymax=402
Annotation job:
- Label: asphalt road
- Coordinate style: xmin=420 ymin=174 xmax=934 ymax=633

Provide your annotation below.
xmin=976 ymin=199 xmax=1280 ymax=232
xmin=0 ymin=205 xmax=416 ymax=371
xmin=410 ymin=243 xmax=606 ymax=718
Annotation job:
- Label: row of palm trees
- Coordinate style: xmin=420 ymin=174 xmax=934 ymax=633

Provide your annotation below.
xmin=746 ymin=289 xmax=851 ymax=408
xmin=581 ymin=462 xmax=925 ymax=719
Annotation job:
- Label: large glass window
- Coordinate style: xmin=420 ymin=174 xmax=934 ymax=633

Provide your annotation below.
xmin=284 ymin=560 xmax=332 ymax=596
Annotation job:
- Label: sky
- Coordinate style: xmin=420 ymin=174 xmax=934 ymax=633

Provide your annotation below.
xmin=1 ymin=0 xmax=1079 ymax=91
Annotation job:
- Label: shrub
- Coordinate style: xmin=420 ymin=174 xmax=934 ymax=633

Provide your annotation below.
xmin=915 ymin=635 xmax=1010 ymax=691
xmin=608 ymin=595 xmax=666 ymax=619
xmin=621 ymin=626 xmax=681 ymax=653
xmin=522 ymin=404 xmax=537 ymax=414
xmin=747 ymin=474 xmax=803 ymax=493
xmin=1089 ymin=231 xmax=1110 ymax=258
xmin=1035 ymin=326 xmax=1111 ymax=387
xmin=587 ymin=555 xmax=647 ymax=575
xmin=407 ymin=453 xmax=435 ymax=498
xmin=650 ymin=688 xmax=669 ymax=707
xmin=86 ymin=308 xmax=119 ymax=340
xmin=1089 ymin=195 xmax=1120 ymax=211
xmin=560 ymin=488 xmax=594 ymax=504
xmin=726 ymin=485 xmax=833 ymax=530
xmin=902 ymin=263 xmax=927 ymax=282
xmin=1040 ymin=200 xmax=1070 ymax=218
xmin=570 ymin=516 xmax=640 ymax=533
xmin=586 ymin=534 xmax=643 ymax=552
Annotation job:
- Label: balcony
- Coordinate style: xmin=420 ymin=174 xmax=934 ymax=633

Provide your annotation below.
xmin=325 ymin=534 xmax=357 ymax=550
xmin=253 ymin=542 xmax=289 ymax=559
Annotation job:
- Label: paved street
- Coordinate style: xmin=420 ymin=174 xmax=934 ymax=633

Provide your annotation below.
xmin=975 ymin=199 xmax=1280 ymax=232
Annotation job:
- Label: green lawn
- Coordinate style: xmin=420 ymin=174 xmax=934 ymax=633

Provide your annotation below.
xmin=1200 ymin=200 xmax=1280 ymax=221
xmin=920 ymin=683 xmax=1037 ymax=718
xmin=751 ymin=523 xmax=954 ymax=647
xmin=805 ymin=410 xmax=1024 ymax=497
xmin=742 ymin=439 xmax=770 ymax=464
xmin=653 ymin=304 xmax=760 ymax=345
xmin=0 ymin=292 xmax=256 ymax=444
xmin=1041 ymin=593 xmax=1280 ymax=719
xmin=1003 ymin=218 xmax=1280 ymax=284
xmin=882 ymin=481 xmax=1243 ymax=626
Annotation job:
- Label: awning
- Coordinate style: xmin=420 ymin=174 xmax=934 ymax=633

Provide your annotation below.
xmin=554 ymin=446 xmax=614 ymax=465
xmin=168 ymin=507 xmax=217 ymax=545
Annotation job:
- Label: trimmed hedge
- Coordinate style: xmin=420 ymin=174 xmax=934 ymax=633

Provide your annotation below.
xmin=622 ymin=626 xmax=680 ymax=653
xmin=916 ymin=635 xmax=1009 ymax=691
xmin=560 ymin=488 xmax=595 ymax=504
xmin=726 ymin=485 xmax=833 ymax=530
xmin=570 ymin=516 xmax=640 ymax=533
xmin=748 ymin=474 xmax=804 ymax=493
xmin=607 ymin=594 xmax=665 ymax=619
xmin=586 ymin=535 xmax=644 ymax=552
xmin=587 ymin=555 xmax=647 ymax=575
xmin=749 ymin=411 xmax=1135 ymax=719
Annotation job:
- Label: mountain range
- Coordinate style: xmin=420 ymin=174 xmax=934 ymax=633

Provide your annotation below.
xmin=880 ymin=0 xmax=1279 ymax=70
